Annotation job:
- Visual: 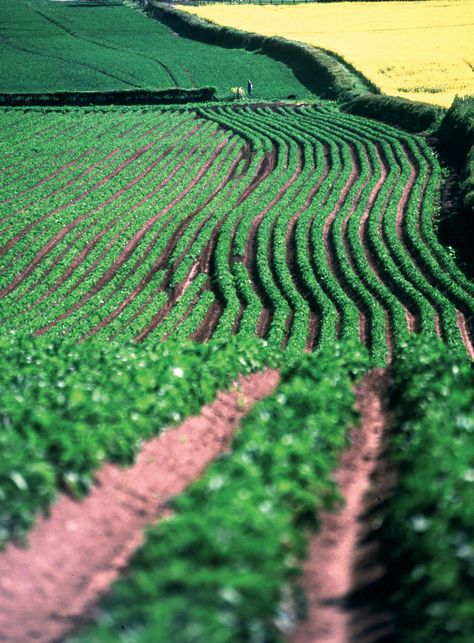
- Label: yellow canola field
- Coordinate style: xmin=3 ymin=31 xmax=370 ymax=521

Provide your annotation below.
xmin=185 ymin=0 xmax=474 ymax=107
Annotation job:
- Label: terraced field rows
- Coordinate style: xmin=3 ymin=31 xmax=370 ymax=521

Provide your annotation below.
xmin=1 ymin=105 xmax=473 ymax=361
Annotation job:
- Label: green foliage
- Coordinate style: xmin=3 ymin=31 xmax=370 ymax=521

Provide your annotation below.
xmin=1 ymin=103 xmax=471 ymax=356
xmin=341 ymin=92 xmax=443 ymax=133
xmin=436 ymin=96 xmax=474 ymax=279
xmin=70 ymin=342 xmax=368 ymax=642
xmin=153 ymin=3 xmax=376 ymax=100
xmin=0 ymin=0 xmax=309 ymax=99
xmin=379 ymin=335 xmax=474 ymax=642
xmin=0 ymin=332 xmax=275 ymax=546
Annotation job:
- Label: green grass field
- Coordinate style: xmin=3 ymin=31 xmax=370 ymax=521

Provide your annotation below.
xmin=0 ymin=0 xmax=310 ymax=98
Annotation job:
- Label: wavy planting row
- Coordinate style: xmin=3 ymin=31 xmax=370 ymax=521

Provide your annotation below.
xmin=0 ymin=105 xmax=472 ymax=359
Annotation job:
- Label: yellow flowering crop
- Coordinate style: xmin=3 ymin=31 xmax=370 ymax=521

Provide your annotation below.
xmin=185 ymin=0 xmax=474 ymax=107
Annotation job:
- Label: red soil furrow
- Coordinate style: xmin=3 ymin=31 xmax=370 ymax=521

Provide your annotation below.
xmin=1 ymin=117 xmax=199 ymax=240
xmin=191 ymin=300 xmax=223 ymax=342
xmin=394 ymin=144 xmax=474 ymax=352
xmin=305 ymin=310 xmax=320 ymax=351
xmin=35 ymin=140 xmax=229 ymax=335
xmin=235 ymin=149 xmax=273 ymax=207
xmin=290 ymin=369 xmax=394 ymax=643
xmin=161 ymin=141 xmax=242 ymax=278
xmin=57 ymin=132 xmax=218 ymax=305
xmin=339 ymin=146 xmax=375 ymax=346
xmin=133 ymin=263 xmax=203 ymax=343
xmin=244 ymin=143 xmax=303 ymax=338
xmin=457 ymin=310 xmax=474 ymax=360
xmin=0 ymin=141 xmax=163 ymax=298
xmin=0 ymin=143 xmax=155 ymax=259
xmin=161 ymin=282 xmax=209 ymax=343
xmin=2 ymin=122 xmax=210 ymax=303
xmin=363 ymin=144 xmax=417 ymax=335
xmin=81 ymin=145 xmax=242 ymax=340
xmin=284 ymin=141 xmax=333 ymax=349
xmin=108 ymin=283 xmax=164 ymax=341
xmin=19 ymin=140 xmax=193 ymax=312
xmin=0 ymin=370 xmax=280 ymax=643
xmin=0 ymin=149 xmax=74 ymax=200
xmin=321 ymin=145 xmax=360 ymax=338
xmin=357 ymin=144 xmax=395 ymax=357
xmin=0 ymin=149 xmax=125 ymax=275
xmin=0 ymin=149 xmax=96 ymax=206
xmin=21 ymin=222 xmax=100 ymax=301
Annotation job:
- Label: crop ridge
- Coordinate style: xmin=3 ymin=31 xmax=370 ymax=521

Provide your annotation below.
xmin=0 ymin=369 xmax=280 ymax=643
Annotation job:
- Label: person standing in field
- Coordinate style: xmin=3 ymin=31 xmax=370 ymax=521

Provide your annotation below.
xmin=247 ymin=79 xmax=253 ymax=97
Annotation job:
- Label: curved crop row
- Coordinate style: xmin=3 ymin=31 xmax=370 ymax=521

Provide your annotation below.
xmin=0 ymin=104 xmax=472 ymax=360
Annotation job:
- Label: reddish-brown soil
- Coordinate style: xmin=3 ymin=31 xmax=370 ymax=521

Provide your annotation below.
xmin=290 ymin=369 xmax=395 ymax=643
xmin=0 ymin=369 xmax=279 ymax=643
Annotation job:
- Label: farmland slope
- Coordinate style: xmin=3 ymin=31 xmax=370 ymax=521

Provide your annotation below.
xmin=1 ymin=104 xmax=473 ymax=361
xmin=0 ymin=0 xmax=309 ymax=98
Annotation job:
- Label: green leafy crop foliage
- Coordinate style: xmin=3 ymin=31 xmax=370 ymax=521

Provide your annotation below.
xmin=380 ymin=336 xmax=474 ymax=642
xmin=0 ymin=332 xmax=277 ymax=547
xmin=70 ymin=341 xmax=370 ymax=643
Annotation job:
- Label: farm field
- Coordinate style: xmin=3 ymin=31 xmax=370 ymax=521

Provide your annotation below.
xmin=0 ymin=1 xmax=473 ymax=641
xmin=184 ymin=0 xmax=474 ymax=107
xmin=0 ymin=0 xmax=309 ymax=98
xmin=1 ymin=105 xmax=472 ymax=360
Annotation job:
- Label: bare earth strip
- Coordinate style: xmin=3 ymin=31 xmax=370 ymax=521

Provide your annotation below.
xmin=291 ymin=369 xmax=394 ymax=643
xmin=0 ymin=369 xmax=279 ymax=643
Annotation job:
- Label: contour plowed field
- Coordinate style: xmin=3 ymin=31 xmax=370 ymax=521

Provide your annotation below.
xmin=1 ymin=105 xmax=473 ymax=361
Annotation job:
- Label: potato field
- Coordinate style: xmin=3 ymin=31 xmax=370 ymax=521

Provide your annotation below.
xmin=0 ymin=1 xmax=473 ymax=642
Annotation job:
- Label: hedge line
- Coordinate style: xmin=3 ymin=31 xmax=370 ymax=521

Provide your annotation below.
xmin=0 ymin=87 xmax=217 ymax=107
xmin=436 ymin=96 xmax=474 ymax=277
xmin=148 ymin=2 xmax=376 ymax=99
xmin=148 ymin=2 xmax=442 ymax=132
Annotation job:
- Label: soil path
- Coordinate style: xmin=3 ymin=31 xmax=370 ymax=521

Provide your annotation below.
xmin=0 ymin=369 xmax=279 ymax=643
xmin=290 ymin=368 xmax=394 ymax=643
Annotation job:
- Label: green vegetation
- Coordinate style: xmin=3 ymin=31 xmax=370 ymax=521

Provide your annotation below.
xmin=2 ymin=104 xmax=472 ymax=362
xmin=0 ymin=332 xmax=276 ymax=547
xmin=380 ymin=336 xmax=474 ymax=642
xmin=437 ymin=96 xmax=474 ymax=278
xmin=0 ymin=0 xmax=309 ymax=98
xmin=69 ymin=341 xmax=370 ymax=643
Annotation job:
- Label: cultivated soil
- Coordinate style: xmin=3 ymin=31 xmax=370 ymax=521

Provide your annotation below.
xmin=290 ymin=368 xmax=396 ymax=643
xmin=0 ymin=369 xmax=279 ymax=643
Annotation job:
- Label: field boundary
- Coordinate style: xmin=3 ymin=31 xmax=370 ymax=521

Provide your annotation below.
xmin=149 ymin=2 xmax=443 ymax=132
xmin=0 ymin=87 xmax=217 ymax=107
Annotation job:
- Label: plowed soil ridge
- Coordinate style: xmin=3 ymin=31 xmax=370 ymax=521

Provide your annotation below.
xmin=0 ymin=370 xmax=280 ymax=643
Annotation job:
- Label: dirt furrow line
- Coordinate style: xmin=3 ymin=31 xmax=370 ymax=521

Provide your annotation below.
xmin=0 ymin=370 xmax=280 ymax=643
xmin=0 ymin=149 xmax=96 ymax=206
xmin=395 ymin=143 xmax=474 ymax=353
xmin=31 ymin=139 xmax=229 ymax=334
xmin=1 ymin=124 xmax=209 ymax=295
xmin=245 ymin=142 xmax=302 ymax=338
xmin=25 ymin=134 xmax=228 ymax=319
xmin=290 ymin=368 xmax=394 ymax=643
xmin=81 ymin=143 xmax=245 ymax=340
xmin=321 ymin=144 xmax=360 ymax=338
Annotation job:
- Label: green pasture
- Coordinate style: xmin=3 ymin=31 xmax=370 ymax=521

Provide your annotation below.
xmin=0 ymin=0 xmax=310 ymax=98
